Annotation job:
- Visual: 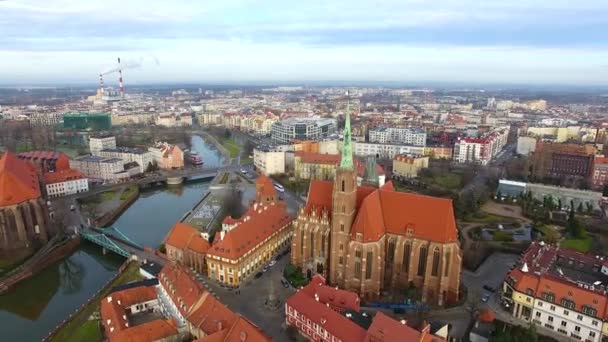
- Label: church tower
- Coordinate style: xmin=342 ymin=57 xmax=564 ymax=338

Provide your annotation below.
xmin=329 ymin=93 xmax=358 ymax=287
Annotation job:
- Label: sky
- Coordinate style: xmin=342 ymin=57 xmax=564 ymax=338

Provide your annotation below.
xmin=1 ymin=0 xmax=608 ymax=86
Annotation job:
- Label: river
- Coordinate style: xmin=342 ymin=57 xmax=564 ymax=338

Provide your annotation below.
xmin=0 ymin=135 xmax=223 ymax=341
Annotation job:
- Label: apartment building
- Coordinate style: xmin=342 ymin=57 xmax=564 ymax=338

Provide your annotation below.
xmin=591 ymin=157 xmax=608 ymax=191
xmin=70 ymin=155 xmax=126 ymax=182
xmin=503 ymin=242 xmax=608 ymax=342
xmin=530 ymin=142 xmax=596 ymax=181
xmin=148 ymin=142 xmax=184 ymax=169
xmin=44 ymin=169 xmax=89 ymax=198
xmin=353 ymin=141 xmax=425 ymax=159
xmin=93 ymin=147 xmax=154 ymax=174
xmin=392 ymin=154 xmax=429 ymax=178
xmin=89 ymin=135 xmax=116 ymax=153
xmin=453 ymin=127 xmax=509 ymax=165
xmin=253 ymin=146 xmax=286 ymax=175
xmin=368 ymin=127 xmax=427 ymax=146
xmin=271 ymin=117 xmax=337 ymax=144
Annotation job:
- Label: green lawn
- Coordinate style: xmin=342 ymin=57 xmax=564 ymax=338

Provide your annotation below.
xmin=99 ymin=190 xmax=116 ymax=202
xmin=119 ymin=185 xmax=138 ymax=201
xmin=222 ymin=138 xmax=242 ymax=158
xmin=561 ymin=237 xmax=593 ymax=253
xmin=423 ymin=173 xmax=462 ymax=190
xmin=50 ymin=262 xmax=144 ymax=342
xmin=63 ymin=320 xmax=102 ymax=342
xmin=535 ymin=225 xmax=560 ymax=243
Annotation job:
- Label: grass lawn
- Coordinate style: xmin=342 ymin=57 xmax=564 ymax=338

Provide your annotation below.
xmin=423 ymin=173 xmax=462 ymax=190
xmin=99 ymin=190 xmax=116 ymax=202
xmin=561 ymin=237 xmax=593 ymax=253
xmin=535 ymin=225 xmax=560 ymax=243
xmin=50 ymin=262 xmax=144 ymax=342
xmin=63 ymin=320 xmax=102 ymax=342
xmin=119 ymin=185 xmax=139 ymax=201
xmin=222 ymin=138 xmax=242 ymax=158
xmin=465 ymin=212 xmax=518 ymax=224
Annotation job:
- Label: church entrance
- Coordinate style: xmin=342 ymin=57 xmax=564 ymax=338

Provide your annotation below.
xmin=306 ymin=269 xmax=312 ymax=280
xmin=316 ymin=263 xmax=324 ymax=275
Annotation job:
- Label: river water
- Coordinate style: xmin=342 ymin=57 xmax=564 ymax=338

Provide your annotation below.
xmin=0 ymin=135 xmax=222 ymax=341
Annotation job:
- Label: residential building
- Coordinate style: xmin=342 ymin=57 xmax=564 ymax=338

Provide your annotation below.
xmin=70 ymin=155 xmax=126 ymax=182
xmin=392 ymin=154 xmax=429 ymax=179
xmin=293 ymin=140 xmax=339 ymax=155
xmin=206 ymin=203 xmax=292 ymax=286
xmin=254 ymin=175 xmax=277 ymax=206
xmin=165 ymin=222 xmax=210 ymax=274
xmin=101 ymin=264 xmax=271 ymax=342
xmin=503 ymin=242 xmax=608 ymax=342
xmin=29 ymin=112 xmax=63 ymax=127
xmin=44 ymin=169 xmax=89 ymax=198
xmin=424 ymin=146 xmax=454 ymax=160
xmin=149 ymin=142 xmax=184 ymax=169
xmin=530 ymin=142 xmax=596 ymax=181
xmin=368 ymin=127 xmax=426 ymax=146
xmin=63 ymin=112 xmax=111 ymax=130
xmin=0 ymin=152 xmax=52 ymax=253
xmin=470 ymin=310 xmax=496 ymax=342
xmin=93 ymin=147 xmax=154 ymax=174
xmin=285 ymin=275 xmax=446 ymax=342
xmin=294 ymin=152 xmax=341 ymax=181
xmin=353 ymin=141 xmax=425 ymax=159
xmin=155 ymin=113 xmax=193 ymax=127
xmin=291 ymin=109 xmax=462 ymax=305
xmin=591 ymin=157 xmax=608 ymax=191
xmin=453 ymin=127 xmax=509 ymax=165
xmin=17 ymin=151 xmax=70 ymax=174
xmin=89 ymin=135 xmax=116 ymax=153
xmin=253 ymin=146 xmax=285 ymax=175
xmin=271 ymin=117 xmax=337 ymax=144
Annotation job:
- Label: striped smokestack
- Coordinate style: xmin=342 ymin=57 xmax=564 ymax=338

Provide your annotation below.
xmin=99 ymin=74 xmax=104 ymax=95
xmin=117 ymin=57 xmax=124 ymax=98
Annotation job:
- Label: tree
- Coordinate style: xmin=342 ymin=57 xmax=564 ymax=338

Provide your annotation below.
xmin=603 ymin=185 xmax=608 ymax=197
xmin=146 ymin=161 xmax=159 ymax=173
xmin=577 ymin=202 xmax=584 ymax=214
xmin=224 ymin=128 xmax=232 ymax=139
xmin=492 ymin=324 xmax=538 ymax=342
xmin=586 ymin=202 xmax=594 ymax=215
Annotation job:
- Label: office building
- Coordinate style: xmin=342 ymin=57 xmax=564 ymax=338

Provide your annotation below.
xmin=93 ymin=147 xmax=154 ymax=174
xmin=368 ymin=127 xmax=426 ymax=146
xmin=70 ymin=155 xmax=126 ymax=182
xmin=44 ymin=169 xmax=89 ymax=198
xmin=353 ymin=141 xmax=425 ymax=159
xmin=89 ymin=135 xmax=116 ymax=153
xmin=253 ymin=146 xmax=286 ymax=175
xmin=271 ymin=117 xmax=337 ymax=144
xmin=63 ymin=112 xmax=111 ymax=130
xmin=530 ymin=142 xmax=596 ymax=181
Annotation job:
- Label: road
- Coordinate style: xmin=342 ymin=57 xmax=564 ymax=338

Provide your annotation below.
xmin=459 ymin=143 xmax=516 ymax=197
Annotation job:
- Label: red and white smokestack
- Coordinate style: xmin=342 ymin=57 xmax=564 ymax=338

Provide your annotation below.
xmin=117 ymin=57 xmax=124 ymax=98
xmin=99 ymin=74 xmax=104 ymax=95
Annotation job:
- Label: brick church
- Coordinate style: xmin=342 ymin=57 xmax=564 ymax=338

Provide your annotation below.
xmin=291 ymin=103 xmax=462 ymax=306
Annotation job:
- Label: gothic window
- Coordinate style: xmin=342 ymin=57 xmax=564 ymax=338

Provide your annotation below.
xmin=354 ymin=248 xmax=362 ymax=279
xmin=321 ymin=235 xmax=326 ymax=254
xmin=431 ymin=248 xmax=440 ymax=276
xmin=418 ymin=245 xmax=428 ymax=276
xmin=387 ymin=240 xmax=396 ymax=264
xmin=402 ymin=242 xmax=411 ymax=272
xmin=444 ymin=251 xmax=451 ymax=277
xmin=300 ymin=229 xmax=304 ymax=256
xmin=340 ymin=223 xmax=344 ymax=232
xmin=365 ymin=251 xmax=373 ymax=279
xmin=342 ymin=205 xmax=346 ymax=213
xmin=310 ymin=232 xmax=314 ymax=258
xmin=341 ymin=179 xmax=345 ymax=192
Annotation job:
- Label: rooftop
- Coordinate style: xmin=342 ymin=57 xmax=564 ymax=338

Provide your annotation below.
xmin=165 ymin=222 xmax=210 ymax=255
xmin=43 ymin=168 xmax=86 ymax=184
xmin=0 ymin=152 xmax=41 ymax=206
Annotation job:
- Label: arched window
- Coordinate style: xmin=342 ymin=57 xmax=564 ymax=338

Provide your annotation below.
xmin=444 ymin=251 xmax=450 ymax=277
xmin=341 ymin=179 xmax=345 ymax=192
xmin=365 ymin=251 xmax=373 ymax=279
xmin=431 ymin=248 xmax=440 ymax=276
xmin=310 ymin=232 xmax=314 ymax=258
xmin=342 ymin=205 xmax=346 ymax=213
xmin=417 ymin=245 xmax=427 ymax=276
xmin=354 ymin=248 xmax=362 ymax=279
xmin=387 ymin=240 xmax=395 ymax=264
xmin=402 ymin=242 xmax=411 ymax=272
xmin=299 ymin=229 xmax=304 ymax=256
xmin=321 ymin=235 xmax=326 ymax=254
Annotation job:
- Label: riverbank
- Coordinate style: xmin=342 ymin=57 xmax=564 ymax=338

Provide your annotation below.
xmin=199 ymin=131 xmax=232 ymax=165
xmin=80 ymin=185 xmax=140 ymax=227
xmin=44 ymin=260 xmax=143 ymax=342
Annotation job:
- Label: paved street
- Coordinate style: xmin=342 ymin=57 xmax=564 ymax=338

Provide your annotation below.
xmin=192 ymin=251 xmax=295 ymax=341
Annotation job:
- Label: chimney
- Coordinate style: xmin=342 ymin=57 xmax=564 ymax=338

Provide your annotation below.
xmin=99 ymin=74 xmax=104 ymax=95
xmin=117 ymin=57 xmax=124 ymax=98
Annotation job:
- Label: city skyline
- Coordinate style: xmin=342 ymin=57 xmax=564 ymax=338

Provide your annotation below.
xmin=2 ymin=0 xmax=608 ymax=85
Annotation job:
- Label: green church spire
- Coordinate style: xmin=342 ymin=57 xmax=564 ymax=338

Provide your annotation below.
xmin=340 ymin=93 xmax=354 ymax=169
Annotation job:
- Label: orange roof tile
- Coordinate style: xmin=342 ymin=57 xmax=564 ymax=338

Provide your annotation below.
xmin=255 ymin=175 xmax=276 ymax=198
xmin=114 ymin=319 xmax=178 ymax=342
xmin=43 ymin=168 xmax=85 ymax=184
xmin=303 ymin=275 xmax=360 ymax=312
xmin=364 ymin=312 xmax=426 ymax=342
xmin=195 ymin=316 xmax=271 ymax=342
xmin=478 ymin=309 xmax=496 ymax=323
xmin=0 ymin=152 xmax=41 ymax=206
xmin=295 ymin=151 xmax=341 ymax=165
xmin=165 ymin=222 xmax=210 ymax=254
xmin=209 ymin=204 xmax=292 ymax=260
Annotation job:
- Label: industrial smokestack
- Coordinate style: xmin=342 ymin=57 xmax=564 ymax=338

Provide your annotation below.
xmin=117 ymin=57 xmax=124 ymax=98
xmin=99 ymin=74 xmax=104 ymax=95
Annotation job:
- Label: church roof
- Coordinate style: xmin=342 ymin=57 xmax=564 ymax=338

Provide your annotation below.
xmin=0 ymin=152 xmax=41 ymax=206
xmin=304 ymin=179 xmax=458 ymax=243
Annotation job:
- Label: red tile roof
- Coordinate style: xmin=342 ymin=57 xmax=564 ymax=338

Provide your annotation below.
xmin=0 ymin=152 xmax=41 ymax=206
xmin=295 ymin=151 xmax=341 ymax=165
xmin=364 ymin=312 xmax=426 ymax=342
xmin=478 ymin=309 xmax=496 ymax=323
xmin=209 ymin=204 xmax=291 ymax=260
xmin=304 ymin=179 xmax=458 ymax=243
xmin=165 ymin=222 xmax=210 ymax=254
xmin=195 ymin=316 xmax=271 ymax=342
xmin=17 ymin=150 xmax=70 ymax=172
xmin=302 ymin=275 xmax=360 ymax=312
xmin=43 ymin=168 xmax=85 ymax=184
xmin=255 ymin=175 xmax=276 ymax=199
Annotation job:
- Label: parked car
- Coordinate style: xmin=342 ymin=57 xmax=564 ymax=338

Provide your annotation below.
xmin=263 ymin=266 xmax=269 ymax=273
xmin=269 ymin=260 xmax=277 ymax=267
xmin=482 ymin=293 xmax=491 ymax=302
xmin=255 ymin=272 xmax=263 ymax=279
xmin=483 ymin=285 xmax=495 ymax=293
xmin=281 ymin=279 xmax=290 ymax=288
xmin=273 ymin=183 xmax=285 ymax=192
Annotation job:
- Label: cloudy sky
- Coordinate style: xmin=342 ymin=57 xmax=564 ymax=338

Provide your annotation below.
xmin=1 ymin=0 xmax=608 ymax=85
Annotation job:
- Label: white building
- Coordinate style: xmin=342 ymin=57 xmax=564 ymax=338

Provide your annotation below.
xmin=155 ymin=113 xmax=193 ymax=127
xmin=270 ymin=117 xmax=337 ymax=144
xmin=70 ymin=156 xmax=125 ymax=182
xmin=93 ymin=148 xmax=154 ymax=174
xmin=352 ymin=141 xmax=425 ymax=159
xmin=254 ymin=147 xmax=286 ymax=175
xmin=29 ymin=112 xmax=63 ymax=127
xmin=89 ymin=135 xmax=116 ymax=154
xmin=453 ymin=127 xmax=509 ymax=165
xmin=44 ymin=170 xmax=89 ymax=198
xmin=516 ymin=136 xmax=537 ymax=156
xmin=368 ymin=127 xmax=426 ymax=146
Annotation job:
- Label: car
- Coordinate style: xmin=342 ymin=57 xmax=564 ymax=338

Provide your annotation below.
xmin=254 ymin=272 xmax=263 ymax=279
xmin=70 ymin=204 xmax=76 ymax=211
xmin=263 ymin=266 xmax=269 ymax=273
xmin=275 ymin=254 xmax=283 ymax=261
xmin=241 ymin=169 xmax=247 ymax=174
xmin=269 ymin=260 xmax=276 ymax=267
xmin=483 ymin=285 xmax=495 ymax=293
xmin=281 ymin=279 xmax=290 ymax=288
xmin=273 ymin=183 xmax=285 ymax=192
xmin=482 ymin=294 xmax=491 ymax=302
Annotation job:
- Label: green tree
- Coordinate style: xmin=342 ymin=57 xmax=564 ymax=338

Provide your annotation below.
xmin=577 ymin=202 xmax=584 ymax=214
xmin=603 ymin=185 xmax=608 ymax=197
